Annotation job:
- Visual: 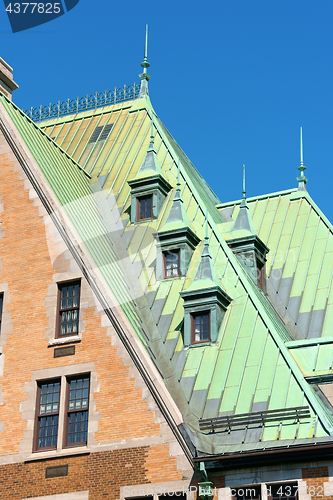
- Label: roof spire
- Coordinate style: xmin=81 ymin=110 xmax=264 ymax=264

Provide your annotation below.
xmin=297 ymin=127 xmax=308 ymax=191
xmin=138 ymin=25 xmax=151 ymax=99
xmin=239 ymin=164 xmax=248 ymax=210
xmin=231 ymin=164 xmax=256 ymax=234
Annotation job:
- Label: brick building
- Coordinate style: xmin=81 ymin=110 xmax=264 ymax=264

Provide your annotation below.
xmin=1 ymin=36 xmax=333 ymax=500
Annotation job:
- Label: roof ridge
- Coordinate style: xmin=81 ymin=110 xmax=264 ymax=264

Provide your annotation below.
xmin=217 ymin=188 xmax=298 ymax=209
xmin=0 ymin=90 xmax=91 ymax=179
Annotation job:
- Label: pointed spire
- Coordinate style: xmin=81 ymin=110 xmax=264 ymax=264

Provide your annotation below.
xmin=232 ymin=164 xmax=256 ymax=234
xmin=297 ymin=127 xmax=308 ymax=191
xmin=134 ymin=112 xmax=163 ymax=178
xmin=158 ymin=157 xmax=193 ymax=232
xmin=187 ymin=207 xmax=223 ymax=288
xmin=138 ymin=25 xmax=151 ymax=99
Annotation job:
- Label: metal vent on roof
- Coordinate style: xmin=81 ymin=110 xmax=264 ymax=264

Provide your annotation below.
xmin=199 ymin=406 xmax=311 ymax=434
xmin=99 ymin=123 xmax=113 ymax=141
xmin=89 ymin=126 xmax=103 ymax=143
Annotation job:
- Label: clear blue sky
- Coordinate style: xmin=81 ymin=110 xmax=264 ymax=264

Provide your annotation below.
xmin=1 ymin=0 xmax=333 ymax=220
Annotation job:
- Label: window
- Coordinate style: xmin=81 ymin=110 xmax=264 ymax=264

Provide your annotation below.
xmin=267 ymin=484 xmax=298 ymax=500
xmin=137 ymin=195 xmax=153 ymax=221
xmin=34 ymin=375 xmax=90 ymax=452
xmin=57 ymin=281 xmax=80 ymax=338
xmin=191 ymin=312 xmax=210 ymax=343
xmin=257 ymin=261 xmax=264 ymax=291
xmin=35 ymin=379 xmax=60 ymax=451
xmin=164 ymin=250 xmax=180 ymax=278
xmin=230 ymin=484 xmax=298 ymax=500
xmin=66 ymin=376 xmax=90 ymax=447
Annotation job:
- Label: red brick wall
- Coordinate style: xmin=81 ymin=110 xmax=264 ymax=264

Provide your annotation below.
xmin=302 ymin=467 xmax=332 ymax=500
xmin=0 ymin=447 xmax=148 ymax=499
xmin=0 ymin=139 xmax=182 ymax=482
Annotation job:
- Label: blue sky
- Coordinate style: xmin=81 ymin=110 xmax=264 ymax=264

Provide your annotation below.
xmin=1 ymin=0 xmax=333 ymax=220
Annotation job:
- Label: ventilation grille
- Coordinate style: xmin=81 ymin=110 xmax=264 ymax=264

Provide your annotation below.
xmin=89 ymin=124 xmax=114 ymax=144
xmin=89 ymin=126 xmax=103 ymax=143
xmin=99 ymin=123 xmax=113 ymax=141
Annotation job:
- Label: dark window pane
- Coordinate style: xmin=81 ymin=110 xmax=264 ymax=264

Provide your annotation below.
xmin=193 ymin=313 xmax=210 ymax=342
xmin=39 ymin=381 xmax=60 ymax=415
xmin=267 ymin=484 xmax=298 ymax=500
xmin=68 ymin=410 xmax=88 ymax=444
xmin=165 ymin=251 xmax=179 ymax=277
xmin=59 ymin=282 xmax=80 ymax=336
xmin=38 ymin=414 xmax=58 ymax=449
xmin=138 ymin=196 xmax=152 ymax=220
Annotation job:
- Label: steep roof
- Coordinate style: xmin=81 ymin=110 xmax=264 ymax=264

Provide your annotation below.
xmin=3 ymin=86 xmax=333 ymax=456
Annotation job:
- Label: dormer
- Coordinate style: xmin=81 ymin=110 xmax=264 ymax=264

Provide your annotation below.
xmin=180 ymin=220 xmax=232 ymax=347
xmin=226 ymin=168 xmax=269 ymax=290
xmin=153 ymin=166 xmax=200 ymax=280
xmin=128 ymin=117 xmax=171 ymax=223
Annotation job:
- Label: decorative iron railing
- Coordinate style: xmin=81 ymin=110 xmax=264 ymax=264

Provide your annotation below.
xmin=24 ymin=83 xmax=141 ymax=122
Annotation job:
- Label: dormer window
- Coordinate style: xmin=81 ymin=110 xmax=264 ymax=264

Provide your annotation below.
xmin=257 ymin=260 xmax=265 ymax=291
xmin=164 ymin=250 xmax=180 ymax=278
xmin=138 ymin=195 xmax=153 ymax=221
xmin=192 ymin=312 xmax=210 ymax=343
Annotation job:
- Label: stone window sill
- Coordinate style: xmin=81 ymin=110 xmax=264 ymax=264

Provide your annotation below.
xmin=25 ymin=446 xmax=89 ymax=462
xmin=48 ymin=335 xmax=82 ymax=347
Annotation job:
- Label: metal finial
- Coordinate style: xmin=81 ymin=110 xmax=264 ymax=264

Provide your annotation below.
xmin=144 ymin=24 xmax=148 ymax=62
xmin=141 ymin=25 xmax=150 ymax=73
xmin=297 ymin=127 xmax=308 ymax=191
xmin=205 ymin=208 xmax=209 ymax=245
xmin=298 ymin=127 xmax=306 ymax=175
xmin=242 ymin=164 xmax=246 ymax=199
xmin=138 ymin=25 xmax=151 ymax=98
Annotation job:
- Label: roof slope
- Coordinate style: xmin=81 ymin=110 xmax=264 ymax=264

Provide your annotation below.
xmin=3 ymin=90 xmax=333 ymax=455
xmin=218 ymin=190 xmax=333 ymax=342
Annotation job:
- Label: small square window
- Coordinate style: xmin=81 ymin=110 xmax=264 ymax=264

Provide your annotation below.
xmin=57 ymin=281 xmax=80 ymax=338
xmin=137 ymin=196 xmax=152 ymax=221
xmin=164 ymin=250 xmax=180 ymax=278
xmin=191 ymin=312 xmax=210 ymax=343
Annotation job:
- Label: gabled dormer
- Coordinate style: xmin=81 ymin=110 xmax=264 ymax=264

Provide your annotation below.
xmin=226 ymin=166 xmax=269 ymax=290
xmin=180 ymin=219 xmax=232 ymax=346
xmin=153 ymin=163 xmax=200 ymax=280
xmin=128 ymin=117 xmax=171 ymax=223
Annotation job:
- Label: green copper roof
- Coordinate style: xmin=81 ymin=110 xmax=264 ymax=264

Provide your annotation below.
xmin=3 ymin=88 xmax=333 ymax=455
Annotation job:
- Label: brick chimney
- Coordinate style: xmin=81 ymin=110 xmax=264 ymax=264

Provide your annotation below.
xmin=0 ymin=57 xmax=18 ymax=100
